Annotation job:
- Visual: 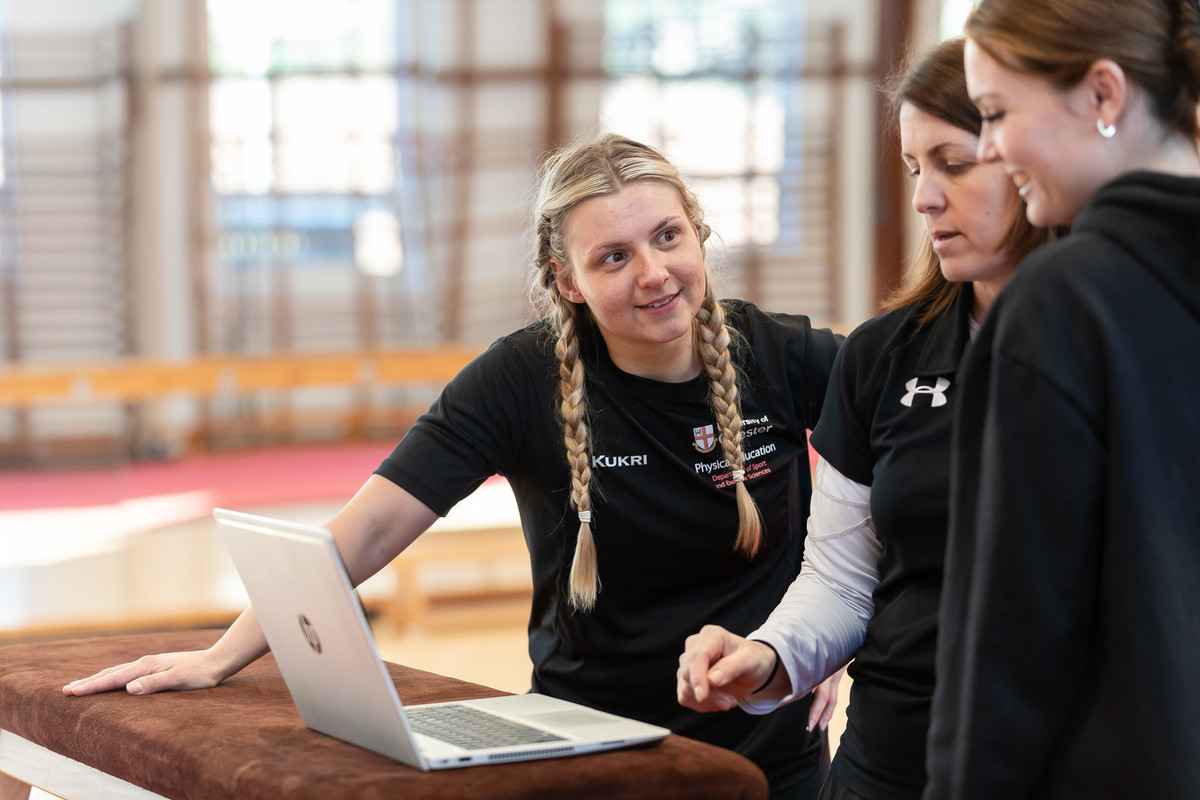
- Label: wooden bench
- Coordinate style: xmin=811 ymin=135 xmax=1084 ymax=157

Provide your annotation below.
xmin=0 ymin=629 xmax=770 ymax=800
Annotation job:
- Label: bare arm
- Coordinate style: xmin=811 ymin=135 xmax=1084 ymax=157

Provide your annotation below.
xmin=63 ymin=475 xmax=439 ymax=696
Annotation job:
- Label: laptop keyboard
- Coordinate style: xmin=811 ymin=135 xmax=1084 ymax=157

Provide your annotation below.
xmin=406 ymin=704 xmax=567 ymax=751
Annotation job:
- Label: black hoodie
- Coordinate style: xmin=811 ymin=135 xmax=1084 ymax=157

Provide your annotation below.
xmin=926 ymin=171 xmax=1200 ymax=800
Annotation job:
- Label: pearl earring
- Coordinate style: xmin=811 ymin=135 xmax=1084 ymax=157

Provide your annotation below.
xmin=1097 ymin=119 xmax=1116 ymax=138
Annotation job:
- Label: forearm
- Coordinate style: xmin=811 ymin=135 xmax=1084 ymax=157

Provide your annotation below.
xmin=214 ymin=477 xmax=438 ymax=679
xmin=208 ymin=606 xmax=272 ymax=681
xmin=62 ymin=475 xmax=443 ymax=697
xmin=742 ymin=457 xmax=878 ymax=711
xmin=745 ymin=568 xmax=869 ymax=708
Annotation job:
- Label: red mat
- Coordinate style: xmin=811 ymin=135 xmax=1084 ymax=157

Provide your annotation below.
xmin=0 ymin=442 xmax=398 ymax=512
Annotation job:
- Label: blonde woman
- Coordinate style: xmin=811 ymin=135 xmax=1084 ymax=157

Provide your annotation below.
xmin=66 ymin=134 xmax=843 ymax=798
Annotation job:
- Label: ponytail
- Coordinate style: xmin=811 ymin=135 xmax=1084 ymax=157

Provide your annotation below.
xmin=1169 ymin=0 xmax=1200 ymax=139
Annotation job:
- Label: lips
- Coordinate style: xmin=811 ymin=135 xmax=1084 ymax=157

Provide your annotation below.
xmin=1011 ymin=173 xmax=1031 ymax=198
xmin=930 ymin=230 xmax=960 ymax=248
xmin=637 ymin=290 xmax=680 ymax=310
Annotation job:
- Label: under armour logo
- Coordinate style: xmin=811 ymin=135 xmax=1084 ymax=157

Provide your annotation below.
xmin=901 ymin=377 xmax=950 ymax=408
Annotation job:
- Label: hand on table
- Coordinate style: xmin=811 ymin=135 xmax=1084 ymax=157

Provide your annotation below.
xmin=62 ymin=650 xmax=226 ymax=696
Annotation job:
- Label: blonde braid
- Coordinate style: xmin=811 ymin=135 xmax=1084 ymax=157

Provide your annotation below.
xmin=694 ymin=286 xmax=763 ymax=556
xmin=527 ymin=132 xmax=722 ymax=610
xmin=552 ymin=294 xmax=600 ymax=611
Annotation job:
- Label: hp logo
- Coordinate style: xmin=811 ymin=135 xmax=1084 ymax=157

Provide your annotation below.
xmin=298 ymin=614 xmax=322 ymax=654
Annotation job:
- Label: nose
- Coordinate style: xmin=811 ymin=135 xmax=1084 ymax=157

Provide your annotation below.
xmin=636 ymin=248 xmax=670 ymax=288
xmin=911 ymin=171 xmax=945 ymax=216
xmin=977 ymin=125 xmax=1001 ymax=164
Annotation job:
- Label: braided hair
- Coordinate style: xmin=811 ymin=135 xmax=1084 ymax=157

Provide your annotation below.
xmin=529 ymin=133 xmax=763 ymax=611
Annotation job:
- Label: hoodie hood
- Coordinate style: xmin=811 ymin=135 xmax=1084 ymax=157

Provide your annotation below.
xmin=1074 ymin=171 xmax=1200 ymax=323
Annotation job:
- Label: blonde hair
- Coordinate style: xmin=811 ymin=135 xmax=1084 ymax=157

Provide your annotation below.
xmin=529 ymin=133 xmax=763 ymax=611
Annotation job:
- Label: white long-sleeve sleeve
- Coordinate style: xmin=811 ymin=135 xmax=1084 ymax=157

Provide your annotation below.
xmin=740 ymin=455 xmax=879 ymax=714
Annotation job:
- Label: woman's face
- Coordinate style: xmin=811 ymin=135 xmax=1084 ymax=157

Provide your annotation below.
xmin=553 ymin=180 xmax=707 ymax=380
xmin=900 ymin=102 xmax=1023 ymax=294
xmin=964 ymin=37 xmax=1108 ymax=227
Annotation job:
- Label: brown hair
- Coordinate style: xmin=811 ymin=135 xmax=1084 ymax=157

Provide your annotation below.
xmin=880 ymin=37 xmax=1048 ymax=324
xmin=529 ymin=133 xmax=763 ymax=611
xmin=966 ymin=0 xmax=1200 ymax=141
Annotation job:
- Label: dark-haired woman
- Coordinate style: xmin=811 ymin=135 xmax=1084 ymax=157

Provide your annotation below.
xmin=677 ymin=37 xmax=1049 ymax=800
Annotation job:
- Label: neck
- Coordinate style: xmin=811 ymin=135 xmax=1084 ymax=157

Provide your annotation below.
xmin=970 ymin=262 xmax=1019 ymax=323
xmin=1144 ymin=133 xmax=1200 ymax=178
xmin=1114 ymin=108 xmax=1200 ymax=178
xmin=607 ymin=336 xmax=702 ymax=383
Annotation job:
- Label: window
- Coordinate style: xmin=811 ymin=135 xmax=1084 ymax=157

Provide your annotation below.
xmin=601 ymin=0 xmax=803 ymax=251
xmin=206 ymin=0 xmax=431 ymax=354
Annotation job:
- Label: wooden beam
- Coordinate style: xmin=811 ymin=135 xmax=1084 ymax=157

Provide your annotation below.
xmin=872 ymin=0 xmax=917 ymax=309
xmin=0 ymin=348 xmax=480 ymax=407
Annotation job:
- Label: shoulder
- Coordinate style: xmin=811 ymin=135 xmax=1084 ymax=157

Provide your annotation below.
xmin=479 ymin=320 xmax=557 ymax=361
xmin=841 ymin=305 xmax=918 ymax=355
xmin=449 ymin=321 xmax=556 ymax=388
xmin=998 ymin=233 xmax=1128 ymax=328
xmin=982 ymin=234 xmax=1120 ymax=403
xmin=826 ymin=305 xmax=930 ymax=386
xmin=721 ymin=298 xmax=842 ymax=357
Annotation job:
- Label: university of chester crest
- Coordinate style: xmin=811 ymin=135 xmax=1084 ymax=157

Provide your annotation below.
xmin=693 ymin=424 xmax=717 ymax=453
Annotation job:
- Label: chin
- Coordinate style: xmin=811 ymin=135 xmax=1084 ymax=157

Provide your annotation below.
xmin=1025 ymin=198 xmax=1072 ymax=229
xmin=937 ymin=258 xmax=972 ymax=284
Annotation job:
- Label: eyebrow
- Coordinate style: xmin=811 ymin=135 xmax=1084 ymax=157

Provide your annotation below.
xmin=587 ymin=215 xmax=683 ymax=260
xmin=900 ymin=142 xmax=972 ymax=161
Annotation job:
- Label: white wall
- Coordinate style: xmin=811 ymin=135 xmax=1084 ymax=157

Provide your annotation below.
xmin=7 ymin=0 xmax=138 ymax=29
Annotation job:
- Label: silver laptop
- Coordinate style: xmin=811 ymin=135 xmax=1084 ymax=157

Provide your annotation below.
xmin=214 ymin=508 xmax=669 ymax=770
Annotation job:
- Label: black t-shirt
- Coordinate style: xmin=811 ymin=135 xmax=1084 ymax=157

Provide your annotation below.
xmin=809 ymin=288 xmax=973 ymax=800
xmin=376 ymin=300 xmax=841 ymax=788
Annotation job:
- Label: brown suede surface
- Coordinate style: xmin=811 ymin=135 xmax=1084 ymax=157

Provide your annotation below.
xmin=0 ymin=630 xmax=768 ymax=799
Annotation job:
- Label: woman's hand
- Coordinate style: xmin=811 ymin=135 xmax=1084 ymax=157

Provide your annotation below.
xmin=807 ymin=665 xmax=846 ymax=731
xmin=63 ymin=605 xmax=272 ymax=696
xmin=676 ymin=625 xmax=782 ymax=712
xmin=63 ymin=649 xmax=229 ymax=696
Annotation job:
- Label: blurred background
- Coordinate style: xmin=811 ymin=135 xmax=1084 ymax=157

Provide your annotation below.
xmin=0 ymin=0 xmax=973 ymax=748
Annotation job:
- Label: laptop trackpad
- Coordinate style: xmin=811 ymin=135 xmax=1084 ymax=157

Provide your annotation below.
xmin=466 ymin=694 xmax=648 ymax=737
xmin=522 ymin=709 xmax=620 ymax=730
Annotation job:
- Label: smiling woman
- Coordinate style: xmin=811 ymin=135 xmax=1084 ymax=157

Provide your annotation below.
xmin=551 ymin=182 xmax=707 ymax=383
xmin=62 ymin=133 xmax=845 ymax=800
xmin=926 ymin=2 xmax=1200 ymax=798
